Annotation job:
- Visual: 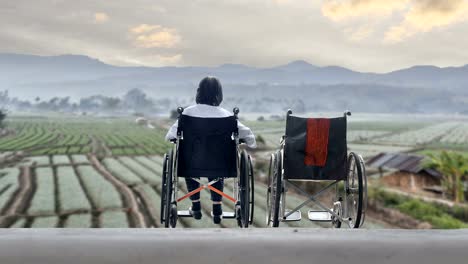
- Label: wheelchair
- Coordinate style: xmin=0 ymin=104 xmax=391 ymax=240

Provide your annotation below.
xmin=266 ymin=110 xmax=367 ymax=228
xmin=160 ymin=107 xmax=255 ymax=228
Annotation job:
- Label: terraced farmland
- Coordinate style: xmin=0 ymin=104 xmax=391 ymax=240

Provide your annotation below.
xmin=2 ymin=154 xmax=390 ymax=228
xmin=1 ymin=114 xmax=467 ymax=228
xmin=0 ymin=116 xmax=170 ymax=157
xmin=372 ymin=122 xmax=460 ymax=146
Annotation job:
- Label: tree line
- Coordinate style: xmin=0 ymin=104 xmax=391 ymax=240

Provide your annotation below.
xmin=0 ymin=89 xmax=175 ymax=116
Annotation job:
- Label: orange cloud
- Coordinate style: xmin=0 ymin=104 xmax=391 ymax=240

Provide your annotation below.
xmin=130 ymin=24 xmax=181 ymax=48
xmin=322 ymin=0 xmax=468 ymax=43
xmin=322 ymin=0 xmax=410 ymax=21
xmin=385 ymin=0 xmax=468 ymax=43
xmin=130 ymin=24 xmax=161 ymax=34
xmin=94 ymin=12 xmax=109 ymax=23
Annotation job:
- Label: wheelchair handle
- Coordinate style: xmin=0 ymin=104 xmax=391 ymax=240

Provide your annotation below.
xmin=287 ymin=109 xmax=293 ymax=117
xmin=344 ymin=110 xmax=351 ymax=117
xmin=177 ymin=107 xmax=184 ymax=115
xmin=233 ymin=107 xmax=240 ymax=117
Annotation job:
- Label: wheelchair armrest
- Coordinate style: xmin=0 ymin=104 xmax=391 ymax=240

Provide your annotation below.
xmin=170 ymin=139 xmax=177 ymax=143
xmin=239 ymin=139 xmax=246 ymax=144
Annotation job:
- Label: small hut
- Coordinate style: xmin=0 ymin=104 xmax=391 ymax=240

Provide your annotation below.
xmin=367 ymin=153 xmax=442 ymax=194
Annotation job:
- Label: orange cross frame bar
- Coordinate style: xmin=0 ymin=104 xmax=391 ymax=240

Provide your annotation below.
xmin=207 ymin=185 xmax=237 ymax=203
xmin=176 ymin=185 xmax=236 ymax=203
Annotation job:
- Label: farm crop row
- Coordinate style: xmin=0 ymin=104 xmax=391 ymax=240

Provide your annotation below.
xmin=1 ymin=116 xmax=170 ymax=156
xmin=0 ymin=168 xmax=21 ymax=213
xmin=439 ymin=124 xmax=468 ymax=146
xmin=371 ymin=122 xmax=461 ymax=146
xmin=347 ymin=130 xmax=390 ymax=143
xmin=1 ymin=154 xmax=390 ymax=228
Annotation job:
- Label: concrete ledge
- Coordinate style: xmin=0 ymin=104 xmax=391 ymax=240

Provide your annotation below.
xmin=0 ymin=229 xmax=467 ymax=264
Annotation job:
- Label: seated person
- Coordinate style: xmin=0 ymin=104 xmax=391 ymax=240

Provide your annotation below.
xmin=165 ymin=76 xmax=256 ymax=224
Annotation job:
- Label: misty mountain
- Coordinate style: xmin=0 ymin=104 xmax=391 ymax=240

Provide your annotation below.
xmin=1 ymin=53 xmax=467 ymax=114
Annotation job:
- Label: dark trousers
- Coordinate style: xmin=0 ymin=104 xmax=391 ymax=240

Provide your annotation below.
xmin=185 ymin=177 xmax=224 ymax=202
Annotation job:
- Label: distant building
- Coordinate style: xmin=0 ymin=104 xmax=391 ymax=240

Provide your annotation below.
xmin=367 ymin=153 xmax=442 ymax=194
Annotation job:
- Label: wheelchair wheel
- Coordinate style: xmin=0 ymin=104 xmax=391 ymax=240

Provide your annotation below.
xmin=345 ymin=152 xmax=366 ymax=228
xmin=160 ymin=153 xmax=168 ymax=225
xmin=271 ymin=150 xmax=283 ymax=227
xmin=164 ymin=149 xmax=175 ymax=228
xmin=265 ymin=154 xmax=274 ymax=226
xmin=237 ymin=150 xmax=250 ymax=228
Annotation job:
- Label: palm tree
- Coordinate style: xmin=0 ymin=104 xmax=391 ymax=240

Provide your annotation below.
xmin=425 ymin=151 xmax=468 ymax=203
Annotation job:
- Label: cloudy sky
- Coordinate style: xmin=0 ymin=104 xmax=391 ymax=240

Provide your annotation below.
xmin=1 ymin=0 xmax=468 ymax=72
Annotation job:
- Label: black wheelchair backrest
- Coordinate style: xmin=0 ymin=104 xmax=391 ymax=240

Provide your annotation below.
xmin=177 ymin=115 xmax=238 ymax=178
xmin=284 ymin=115 xmax=347 ymax=181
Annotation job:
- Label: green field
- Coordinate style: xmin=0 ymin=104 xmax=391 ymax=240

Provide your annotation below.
xmin=0 ymin=116 xmax=170 ymax=156
xmin=1 ymin=114 xmax=467 ymax=228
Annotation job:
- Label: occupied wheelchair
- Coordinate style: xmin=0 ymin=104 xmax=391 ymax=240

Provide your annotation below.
xmin=266 ymin=110 xmax=367 ymax=228
xmin=160 ymin=107 xmax=255 ymax=228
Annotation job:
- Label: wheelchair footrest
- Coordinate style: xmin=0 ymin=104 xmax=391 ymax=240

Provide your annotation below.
xmin=282 ymin=211 xmax=301 ymax=222
xmin=308 ymin=210 xmax=332 ymax=222
xmin=177 ymin=210 xmax=193 ymax=217
xmin=221 ymin=212 xmax=236 ymax=219
xmin=178 ymin=210 xmax=236 ymax=218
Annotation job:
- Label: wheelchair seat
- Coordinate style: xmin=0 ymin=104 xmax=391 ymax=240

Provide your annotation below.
xmin=177 ymin=115 xmax=238 ymax=178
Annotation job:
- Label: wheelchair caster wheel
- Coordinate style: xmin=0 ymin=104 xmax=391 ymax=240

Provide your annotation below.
xmin=170 ymin=204 xmax=178 ymax=228
xmin=236 ymin=206 xmax=243 ymax=228
xmin=331 ymin=201 xmax=342 ymax=228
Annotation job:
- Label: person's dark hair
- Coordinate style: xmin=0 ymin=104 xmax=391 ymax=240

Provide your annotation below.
xmin=196 ymin=77 xmax=223 ymax=106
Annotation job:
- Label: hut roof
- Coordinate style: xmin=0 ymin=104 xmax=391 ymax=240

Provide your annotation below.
xmin=367 ymin=152 xmax=442 ymax=179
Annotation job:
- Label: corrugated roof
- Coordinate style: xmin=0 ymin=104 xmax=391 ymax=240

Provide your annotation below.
xmin=367 ymin=152 xmax=438 ymax=177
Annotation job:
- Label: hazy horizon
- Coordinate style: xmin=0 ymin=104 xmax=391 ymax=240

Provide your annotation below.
xmin=2 ymin=52 xmax=468 ymax=74
xmin=2 ymin=0 xmax=468 ymax=73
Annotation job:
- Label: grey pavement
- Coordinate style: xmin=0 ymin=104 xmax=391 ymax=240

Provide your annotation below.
xmin=0 ymin=228 xmax=467 ymax=264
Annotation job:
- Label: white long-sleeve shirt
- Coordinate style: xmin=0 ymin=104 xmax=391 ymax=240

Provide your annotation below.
xmin=165 ymin=104 xmax=257 ymax=148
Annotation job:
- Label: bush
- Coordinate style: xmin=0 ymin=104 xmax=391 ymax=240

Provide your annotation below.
xmin=368 ymin=187 xmax=405 ymax=207
xmin=450 ymin=205 xmax=468 ymax=222
xmin=397 ymin=200 xmax=439 ymax=218
xmin=429 ymin=215 xmax=468 ymax=229
xmin=397 ymin=199 xmax=468 ymax=229
xmin=369 ymin=187 xmax=468 ymax=229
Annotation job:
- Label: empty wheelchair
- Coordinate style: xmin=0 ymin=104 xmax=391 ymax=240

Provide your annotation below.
xmin=161 ymin=107 xmax=255 ymax=228
xmin=266 ymin=110 xmax=367 ymax=228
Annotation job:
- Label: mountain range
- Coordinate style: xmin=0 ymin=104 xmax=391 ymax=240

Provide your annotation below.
xmin=1 ymin=53 xmax=467 ymax=114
